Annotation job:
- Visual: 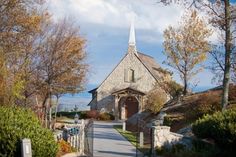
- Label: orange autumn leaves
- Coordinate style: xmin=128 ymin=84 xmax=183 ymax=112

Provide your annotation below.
xmin=0 ymin=1 xmax=88 ymax=109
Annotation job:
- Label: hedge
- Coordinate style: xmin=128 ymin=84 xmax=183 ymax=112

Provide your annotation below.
xmin=192 ymin=108 xmax=236 ymax=149
xmin=0 ymin=106 xmax=58 ymax=157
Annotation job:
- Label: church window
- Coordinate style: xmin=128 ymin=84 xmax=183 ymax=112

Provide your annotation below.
xmin=124 ymin=68 xmax=135 ymax=82
xmin=129 ymin=69 xmax=135 ymax=82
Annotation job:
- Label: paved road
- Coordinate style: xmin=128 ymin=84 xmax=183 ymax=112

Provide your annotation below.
xmin=93 ymin=121 xmax=142 ymax=157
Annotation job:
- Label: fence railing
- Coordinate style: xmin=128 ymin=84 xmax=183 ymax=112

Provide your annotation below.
xmin=54 ymin=119 xmax=94 ymax=156
xmin=84 ymin=119 xmax=94 ymax=157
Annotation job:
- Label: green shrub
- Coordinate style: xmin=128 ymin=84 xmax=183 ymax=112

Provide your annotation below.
xmin=57 ymin=111 xmax=81 ymax=119
xmin=192 ymin=108 xmax=236 ymax=150
xmin=79 ymin=111 xmax=88 ymax=119
xmin=156 ymin=141 xmax=220 ymax=157
xmin=165 ymin=80 xmax=183 ymax=99
xmin=98 ymin=112 xmax=115 ymax=121
xmin=0 ymin=106 xmax=58 ymax=157
xmin=156 ymin=144 xmax=186 ymax=156
xmin=163 ymin=116 xmax=173 ymax=126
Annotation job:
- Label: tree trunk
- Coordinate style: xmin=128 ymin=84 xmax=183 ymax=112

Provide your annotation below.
xmin=183 ymin=73 xmax=188 ymax=95
xmin=41 ymin=95 xmax=49 ymax=127
xmin=49 ymin=90 xmax=52 ymax=129
xmin=221 ymin=0 xmax=231 ymax=110
xmin=54 ymin=96 xmax=59 ymax=129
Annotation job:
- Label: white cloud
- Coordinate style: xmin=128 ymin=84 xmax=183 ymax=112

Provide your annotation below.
xmin=48 ymin=0 xmax=184 ymax=36
xmin=47 ymin=0 xmax=216 ymax=89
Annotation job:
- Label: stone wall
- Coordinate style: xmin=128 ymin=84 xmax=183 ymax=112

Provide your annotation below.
xmin=152 ymin=126 xmax=184 ymax=148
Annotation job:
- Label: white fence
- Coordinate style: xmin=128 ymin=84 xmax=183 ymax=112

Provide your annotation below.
xmin=54 ymin=119 xmax=93 ymax=156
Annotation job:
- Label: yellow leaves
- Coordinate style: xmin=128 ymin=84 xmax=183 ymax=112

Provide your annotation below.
xmin=12 ymin=77 xmax=25 ymax=100
xmin=163 ymin=9 xmax=211 ymax=87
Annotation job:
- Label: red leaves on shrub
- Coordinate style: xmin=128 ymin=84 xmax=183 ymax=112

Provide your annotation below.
xmin=57 ymin=140 xmax=73 ymax=156
xmin=86 ymin=110 xmax=99 ymax=119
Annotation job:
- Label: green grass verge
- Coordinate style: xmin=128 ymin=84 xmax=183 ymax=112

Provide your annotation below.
xmin=113 ymin=125 xmax=152 ymax=156
xmin=113 ymin=125 xmax=138 ymax=146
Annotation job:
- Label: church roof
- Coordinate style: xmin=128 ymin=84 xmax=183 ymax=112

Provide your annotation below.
xmin=88 ymin=88 xmax=98 ymax=93
xmin=137 ymin=52 xmax=170 ymax=81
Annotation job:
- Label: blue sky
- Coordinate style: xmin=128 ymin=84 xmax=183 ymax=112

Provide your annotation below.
xmin=47 ymin=0 xmax=224 ymax=109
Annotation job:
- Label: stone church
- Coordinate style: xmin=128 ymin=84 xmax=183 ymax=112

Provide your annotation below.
xmin=88 ymin=23 xmax=170 ymax=120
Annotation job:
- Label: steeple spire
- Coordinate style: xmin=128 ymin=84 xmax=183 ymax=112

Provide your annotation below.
xmin=129 ymin=21 xmax=135 ymax=46
xmin=128 ymin=20 xmax=137 ymax=55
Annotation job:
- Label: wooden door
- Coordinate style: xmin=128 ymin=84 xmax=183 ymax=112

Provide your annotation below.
xmin=125 ymin=96 xmax=138 ymax=118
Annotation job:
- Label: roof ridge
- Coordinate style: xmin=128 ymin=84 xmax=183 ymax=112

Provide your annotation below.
xmin=137 ymin=51 xmax=154 ymax=59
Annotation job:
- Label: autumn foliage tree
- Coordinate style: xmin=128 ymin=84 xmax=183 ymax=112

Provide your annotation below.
xmin=0 ymin=0 xmax=88 ymax=127
xmin=0 ymin=0 xmax=43 ymax=105
xmin=201 ymin=0 xmax=235 ymax=109
xmin=34 ymin=19 xmax=87 ymax=126
xmin=160 ymin=0 xmax=235 ymax=111
xmin=163 ymin=10 xmax=212 ymax=95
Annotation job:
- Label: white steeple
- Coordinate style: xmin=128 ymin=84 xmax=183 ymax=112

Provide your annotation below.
xmin=129 ymin=22 xmax=136 ymax=46
xmin=128 ymin=20 xmax=137 ymax=55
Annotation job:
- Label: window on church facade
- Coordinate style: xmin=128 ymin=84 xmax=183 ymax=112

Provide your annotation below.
xmin=124 ymin=68 xmax=135 ymax=83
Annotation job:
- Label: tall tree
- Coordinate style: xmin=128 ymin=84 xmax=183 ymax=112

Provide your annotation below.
xmin=0 ymin=0 xmax=43 ymax=105
xmin=163 ymin=10 xmax=212 ymax=95
xmin=0 ymin=1 xmax=88 ymax=128
xmin=209 ymin=43 xmax=235 ymax=84
xmin=34 ymin=19 xmax=88 ymax=127
xmin=160 ymin=0 xmax=236 ymax=109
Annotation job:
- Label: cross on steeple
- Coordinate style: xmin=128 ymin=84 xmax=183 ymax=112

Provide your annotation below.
xmin=128 ymin=20 xmax=137 ymax=55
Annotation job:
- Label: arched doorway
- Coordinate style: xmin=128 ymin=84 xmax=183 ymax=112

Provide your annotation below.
xmin=112 ymin=87 xmax=145 ymax=120
xmin=123 ymin=96 xmax=139 ymax=119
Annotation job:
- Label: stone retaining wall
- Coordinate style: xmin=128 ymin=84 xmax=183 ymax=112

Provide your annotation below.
xmin=152 ymin=126 xmax=184 ymax=148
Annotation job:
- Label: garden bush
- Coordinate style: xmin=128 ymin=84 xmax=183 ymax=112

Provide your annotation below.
xmin=145 ymin=90 xmax=167 ymax=113
xmin=192 ymin=108 xmax=236 ymax=150
xmin=165 ymin=80 xmax=183 ymax=99
xmin=86 ymin=110 xmax=99 ymax=119
xmin=195 ymin=93 xmax=221 ymax=116
xmin=163 ymin=116 xmax=173 ymax=126
xmin=57 ymin=140 xmax=74 ymax=156
xmin=98 ymin=112 xmax=115 ymax=121
xmin=79 ymin=111 xmax=88 ymax=119
xmin=0 ymin=106 xmax=58 ymax=157
xmin=156 ymin=140 xmax=221 ymax=157
xmin=185 ymin=92 xmax=221 ymax=121
xmin=57 ymin=111 xmax=81 ymax=119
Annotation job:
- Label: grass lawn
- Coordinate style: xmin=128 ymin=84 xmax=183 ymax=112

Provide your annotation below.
xmin=113 ymin=125 xmax=152 ymax=156
xmin=113 ymin=125 xmax=138 ymax=146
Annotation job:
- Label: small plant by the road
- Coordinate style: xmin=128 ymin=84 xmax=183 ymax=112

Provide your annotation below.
xmin=0 ymin=106 xmax=58 ymax=157
xmin=57 ymin=140 xmax=76 ymax=156
xmin=98 ymin=112 xmax=115 ymax=121
xmin=113 ymin=125 xmax=137 ymax=146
